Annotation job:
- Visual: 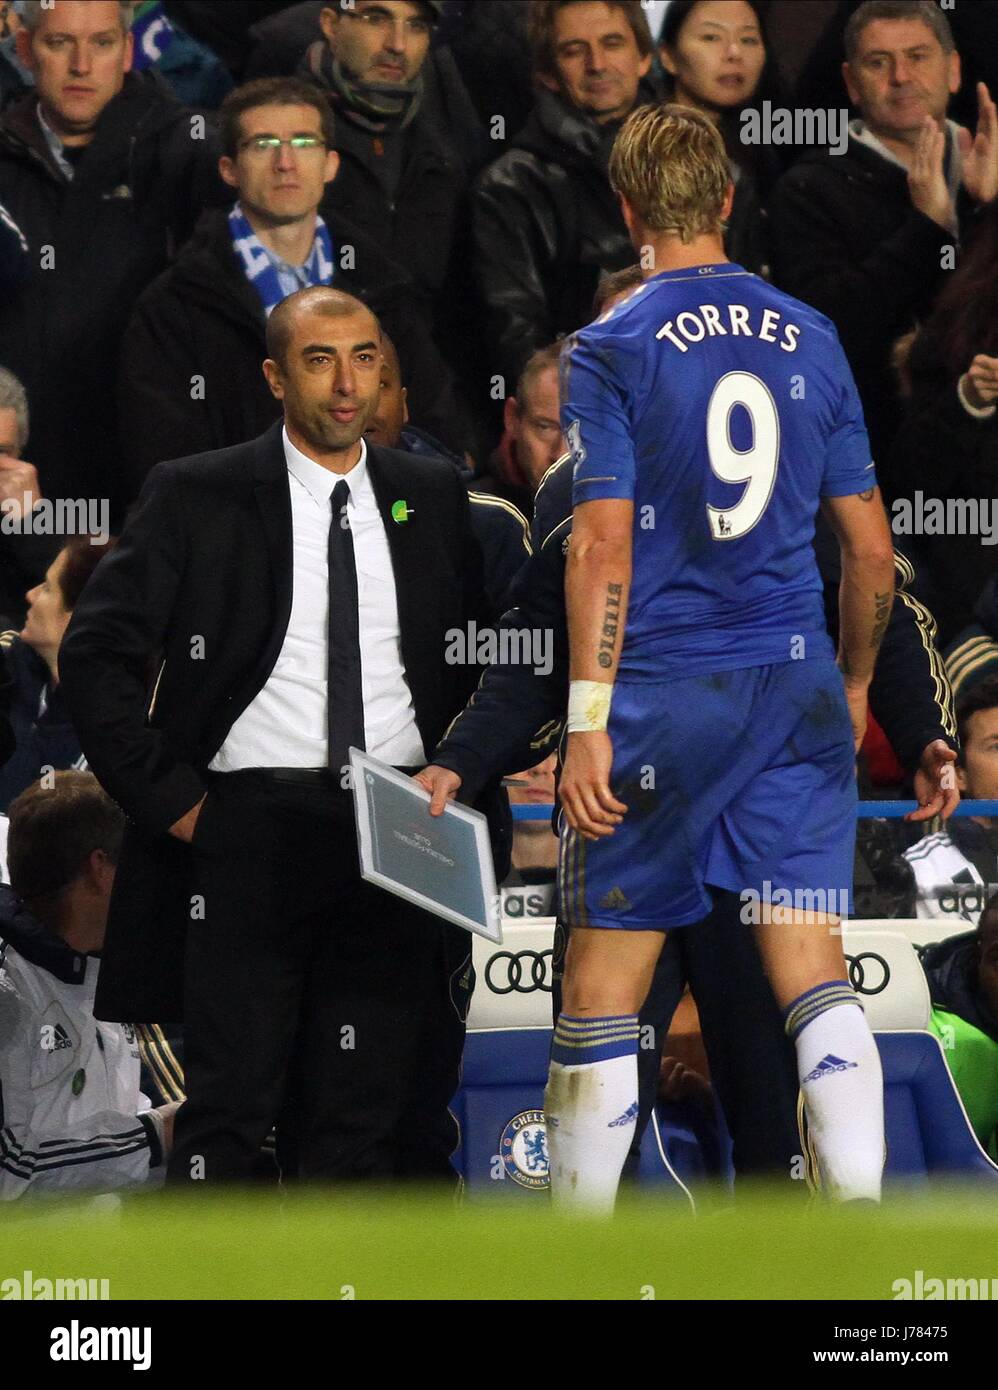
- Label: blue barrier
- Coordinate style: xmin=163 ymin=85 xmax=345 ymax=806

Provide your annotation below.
xmin=508 ymin=799 xmax=998 ymax=821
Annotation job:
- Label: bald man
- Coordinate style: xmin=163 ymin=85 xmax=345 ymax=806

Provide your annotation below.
xmin=61 ymin=286 xmax=510 ymax=1188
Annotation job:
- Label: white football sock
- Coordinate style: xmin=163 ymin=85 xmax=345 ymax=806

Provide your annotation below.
xmin=786 ymin=982 xmax=885 ymax=1202
xmin=544 ymin=1014 xmax=640 ymax=1216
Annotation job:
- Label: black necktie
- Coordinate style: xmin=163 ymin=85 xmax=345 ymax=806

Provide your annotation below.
xmin=327 ymin=479 xmax=365 ymax=773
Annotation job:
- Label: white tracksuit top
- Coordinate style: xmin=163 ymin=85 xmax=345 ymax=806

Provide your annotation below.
xmin=0 ymin=934 xmax=156 ymax=1198
xmin=902 ymin=831 xmax=990 ymax=924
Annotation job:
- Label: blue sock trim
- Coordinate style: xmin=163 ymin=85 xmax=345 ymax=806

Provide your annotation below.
xmin=783 ymin=980 xmax=860 ymax=1043
xmin=550 ymin=1013 xmax=640 ymax=1066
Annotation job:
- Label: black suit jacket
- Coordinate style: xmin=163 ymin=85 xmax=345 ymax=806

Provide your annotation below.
xmin=60 ymin=421 xmax=508 ymax=1022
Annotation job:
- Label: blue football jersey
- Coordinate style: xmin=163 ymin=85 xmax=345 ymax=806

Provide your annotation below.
xmin=562 ymin=263 xmax=875 ymax=679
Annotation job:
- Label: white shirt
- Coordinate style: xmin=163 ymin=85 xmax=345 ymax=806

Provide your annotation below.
xmin=210 ymin=430 xmax=425 ymax=771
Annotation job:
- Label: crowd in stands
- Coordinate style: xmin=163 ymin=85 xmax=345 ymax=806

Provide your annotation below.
xmin=0 ymin=0 xmax=997 ymax=1193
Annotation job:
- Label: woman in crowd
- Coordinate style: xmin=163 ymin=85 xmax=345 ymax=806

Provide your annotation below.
xmin=0 ymin=536 xmax=115 ymax=813
xmin=658 ymin=0 xmax=784 ymax=274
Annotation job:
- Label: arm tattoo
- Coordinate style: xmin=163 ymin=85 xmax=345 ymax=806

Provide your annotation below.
xmin=870 ymin=589 xmax=891 ymax=650
xmin=596 ymin=582 xmax=623 ymax=669
xmin=857 ymin=488 xmax=875 ymax=502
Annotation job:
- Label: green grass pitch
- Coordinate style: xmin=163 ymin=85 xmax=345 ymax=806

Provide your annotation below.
xmin=5 ymin=1185 xmax=998 ymax=1300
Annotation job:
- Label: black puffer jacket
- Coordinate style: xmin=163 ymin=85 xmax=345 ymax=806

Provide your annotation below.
xmin=0 ymin=74 xmax=226 ymax=518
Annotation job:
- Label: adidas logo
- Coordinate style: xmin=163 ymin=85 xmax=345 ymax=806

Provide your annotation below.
xmin=608 ymin=1101 xmax=639 ymax=1128
xmin=599 ymin=886 xmax=632 ymax=912
xmin=803 ymin=1053 xmax=857 ymax=1083
xmin=41 ymin=1023 xmax=73 ymax=1053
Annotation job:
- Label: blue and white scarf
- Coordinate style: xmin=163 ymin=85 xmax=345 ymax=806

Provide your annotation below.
xmin=228 ymin=202 xmax=336 ymax=318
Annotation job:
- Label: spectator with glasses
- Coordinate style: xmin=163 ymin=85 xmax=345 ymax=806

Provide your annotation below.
xmin=118 ymin=75 xmax=474 ymax=495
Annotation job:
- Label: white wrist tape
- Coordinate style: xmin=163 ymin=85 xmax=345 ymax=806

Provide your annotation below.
xmin=567 ymin=680 xmax=614 ymax=733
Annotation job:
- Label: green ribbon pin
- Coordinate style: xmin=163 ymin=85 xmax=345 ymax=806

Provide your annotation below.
xmin=391 ymin=500 xmax=412 ymax=524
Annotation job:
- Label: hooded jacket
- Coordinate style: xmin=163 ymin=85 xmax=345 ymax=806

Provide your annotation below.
xmin=0 ymin=72 xmax=226 ymax=518
xmin=117 ymin=205 xmax=475 ymax=496
xmin=0 ymin=886 xmax=161 ymax=1198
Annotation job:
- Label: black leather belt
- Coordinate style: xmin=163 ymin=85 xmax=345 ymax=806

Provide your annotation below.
xmin=210 ymin=766 xmax=422 ymax=786
xmin=259 ymin=768 xmax=336 ymax=786
xmin=206 ymin=767 xmax=336 ymax=787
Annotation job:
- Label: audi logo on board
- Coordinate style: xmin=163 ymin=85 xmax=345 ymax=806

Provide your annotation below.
xmin=845 ymin=952 xmax=890 ymax=995
xmin=484 ymin=950 xmax=553 ymax=995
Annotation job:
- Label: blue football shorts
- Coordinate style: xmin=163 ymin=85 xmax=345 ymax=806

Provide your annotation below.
xmin=557 ymin=657 xmax=857 ymax=931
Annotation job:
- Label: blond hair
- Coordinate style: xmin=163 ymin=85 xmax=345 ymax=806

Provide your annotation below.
xmin=609 ymin=103 xmax=729 ymax=242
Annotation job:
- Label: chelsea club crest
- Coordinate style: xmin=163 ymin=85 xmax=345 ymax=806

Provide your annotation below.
xmin=566 ymin=419 xmax=586 ymax=472
xmin=499 ymin=1110 xmax=549 ymax=1190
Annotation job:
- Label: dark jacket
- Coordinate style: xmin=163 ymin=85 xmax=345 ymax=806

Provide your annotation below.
xmin=0 ymin=74 xmax=225 ymax=517
xmin=397 ymin=425 xmax=531 ymax=615
xmin=0 ymin=195 xmax=29 ymax=292
xmin=243 ymin=0 xmax=326 ymax=78
xmin=433 ymin=0 xmax=534 ymax=143
xmin=769 ymin=136 xmax=969 ymax=473
xmin=886 ymin=327 xmax=998 ymax=647
xmin=0 ymin=633 xmax=83 ymax=814
xmin=922 ymin=930 xmax=998 ymax=1048
xmin=0 ymin=37 xmax=30 ymax=112
xmin=162 ymin=1 xmax=292 ymax=78
xmin=434 ymin=455 xmax=957 ymax=799
xmin=472 ymin=87 xmax=640 ymax=390
xmin=303 ymin=42 xmax=484 ymax=308
xmin=59 ymin=422 xmax=509 ymax=1022
xmin=117 ymin=206 xmax=474 ymax=497
xmin=472 ymin=83 xmax=769 ymax=389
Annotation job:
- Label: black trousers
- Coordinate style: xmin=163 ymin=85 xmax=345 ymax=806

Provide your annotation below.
xmin=553 ymin=889 xmax=804 ymax=1183
xmin=166 ymin=770 xmax=473 ymax=1187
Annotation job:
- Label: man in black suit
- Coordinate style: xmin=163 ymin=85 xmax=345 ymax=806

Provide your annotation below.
xmin=59 ymin=285 xmax=510 ymax=1187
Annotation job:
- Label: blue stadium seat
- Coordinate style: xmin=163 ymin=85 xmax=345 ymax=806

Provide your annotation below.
xmin=452 ymin=1027 xmax=723 ymax=1204
xmin=877 ymin=1032 xmax=998 ymax=1186
xmin=451 ymin=925 xmax=998 ymax=1197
